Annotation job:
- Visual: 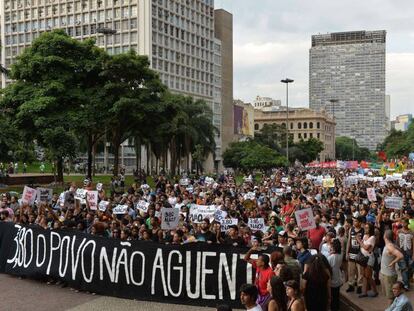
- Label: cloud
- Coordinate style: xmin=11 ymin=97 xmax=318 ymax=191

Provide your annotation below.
xmin=216 ymin=0 xmax=414 ymax=119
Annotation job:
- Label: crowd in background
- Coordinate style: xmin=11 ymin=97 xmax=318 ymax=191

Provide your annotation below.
xmin=0 ymin=167 xmax=414 ymax=311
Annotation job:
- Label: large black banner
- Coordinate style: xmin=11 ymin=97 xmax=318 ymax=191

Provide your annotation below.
xmin=0 ymin=223 xmax=263 ymax=308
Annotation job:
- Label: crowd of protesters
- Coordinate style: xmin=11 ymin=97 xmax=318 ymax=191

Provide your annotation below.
xmin=0 ymin=166 xmax=414 ymax=311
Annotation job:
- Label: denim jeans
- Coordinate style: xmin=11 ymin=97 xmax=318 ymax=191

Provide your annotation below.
xmin=398 ymin=250 xmax=414 ymax=288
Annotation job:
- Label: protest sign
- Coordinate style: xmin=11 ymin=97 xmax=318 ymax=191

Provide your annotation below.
xmin=74 ymin=189 xmax=87 ymax=204
xmin=136 ymin=200 xmax=150 ymax=213
xmin=220 ymin=218 xmax=239 ymax=232
xmin=86 ymin=191 xmax=98 ymax=210
xmin=322 ymin=178 xmax=335 ymax=188
xmin=98 ymin=200 xmax=109 ymax=212
xmin=295 ymin=208 xmax=316 ymax=231
xmin=22 ymin=186 xmax=37 ymax=205
xmin=384 ymin=197 xmax=403 ymax=209
xmin=281 ymin=177 xmax=289 ymax=183
xmin=58 ymin=192 xmax=66 ymax=207
xmin=214 ymin=209 xmax=227 ymax=222
xmin=36 ymin=188 xmax=52 ymax=203
xmin=179 ymin=178 xmax=190 ymax=186
xmin=344 ymin=176 xmax=358 ymax=187
xmin=243 ymin=192 xmax=256 ymax=200
xmin=366 ymin=188 xmax=377 ymax=202
xmin=247 ymin=218 xmax=266 ymax=232
xmin=113 ymin=205 xmax=128 ymax=214
xmin=161 ymin=208 xmax=180 ymax=230
xmin=189 ymin=204 xmax=217 ymax=223
xmin=398 ymin=179 xmax=406 ymax=187
xmin=96 ymin=183 xmax=103 ymax=191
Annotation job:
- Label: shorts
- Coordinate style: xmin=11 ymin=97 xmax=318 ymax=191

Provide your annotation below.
xmin=367 ymin=254 xmax=375 ymax=267
xmin=380 ymin=273 xmax=397 ymax=300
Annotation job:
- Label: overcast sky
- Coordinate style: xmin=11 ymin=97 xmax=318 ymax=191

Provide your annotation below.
xmin=215 ymin=0 xmax=414 ymax=119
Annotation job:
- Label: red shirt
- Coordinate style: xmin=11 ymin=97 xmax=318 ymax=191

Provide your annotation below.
xmin=307 ymin=225 xmax=326 ymax=249
xmin=252 ymin=262 xmax=274 ymax=296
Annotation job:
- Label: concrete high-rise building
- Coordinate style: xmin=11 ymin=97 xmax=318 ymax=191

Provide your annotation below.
xmin=309 ymin=30 xmax=388 ymax=150
xmin=214 ymin=8 xmax=233 ymax=155
xmin=0 ymin=0 xmax=233 ymax=172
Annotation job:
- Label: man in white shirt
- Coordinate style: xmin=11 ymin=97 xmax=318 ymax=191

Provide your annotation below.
xmin=385 ymin=281 xmax=413 ymax=311
xmin=240 ymin=283 xmax=263 ymax=311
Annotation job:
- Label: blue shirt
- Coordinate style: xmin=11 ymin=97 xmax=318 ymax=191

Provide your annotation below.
xmin=385 ymin=294 xmax=413 ymax=311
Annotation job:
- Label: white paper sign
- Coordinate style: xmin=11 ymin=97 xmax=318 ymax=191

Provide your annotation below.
xmin=75 ymin=188 xmax=87 ymax=204
xmin=248 ymin=218 xmax=266 ymax=232
xmin=366 ymin=188 xmax=377 ymax=202
xmin=86 ymin=191 xmax=98 ymax=210
xmin=214 ymin=209 xmax=227 ymax=222
xmin=295 ymin=208 xmax=316 ymax=231
xmin=36 ymin=187 xmax=53 ymax=203
xmin=136 ymin=200 xmax=150 ymax=213
xmin=98 ymin=200 xmax=109 ymax=212
xmin=22 ymin=186 xmax=37 ymax=205
xmin=281 ymin=177 xmax=289 ymax=183
xmin=58 ymin=192 xmax=66 ymax=207
xmin=189 ymin=204 xmax=217 ymax=223
xmin=161 ymin=208 xmax=180 ymax=230
xmin=113 ymin=204 xmax=128 ymax=214
xmin=384 ymin=197 xmax=403 ymax=209
xmin=179 ymin=178 xmax=190 ymax=186
xmin=243 ymin=192 xmax=256 ymax=200
xmin=220 ymin=218 xmax=239 ymax=232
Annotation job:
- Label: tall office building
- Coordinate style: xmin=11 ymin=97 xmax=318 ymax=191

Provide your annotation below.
xmin=214 ymin=8 xmax=233 ymax=156
xmin=309 ymin=30 xmax=388 ymax=150
xmin=0 ymin=0 xmax=232 ymax=171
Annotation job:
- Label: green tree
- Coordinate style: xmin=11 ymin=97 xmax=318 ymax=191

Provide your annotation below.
xmin=293 ymin=138 xmax=324 ymax=163
xmin=223 ymin=140 xmax=287 ymax=172
xmin=101 ymin=50 xmax=166 ymax=176
xmin=0 ymin=30 xmax=102 ymax=180
xmin=335 ymin=136 xmax=371 ymax=161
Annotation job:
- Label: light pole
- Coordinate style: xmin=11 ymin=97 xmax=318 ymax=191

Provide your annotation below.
xmin=281 ymin=78 xmax=294 ymax=162
xmin=97 ymin=28 xmax=117 ymax=174
xmin=328 ymin=99 xmax=338 ymax=119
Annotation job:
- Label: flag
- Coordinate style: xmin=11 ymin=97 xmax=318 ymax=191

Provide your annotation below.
xmin=378 ymin=151 xmax=387 ymax=161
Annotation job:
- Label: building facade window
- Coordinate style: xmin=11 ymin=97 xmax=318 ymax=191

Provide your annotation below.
xmin=304 ymin=122 xmax=307 ymax=129
xmin=309 ymin=122 xmax=313 ymax=129
xmin=298 ymin=122 xmax=302 ymax=129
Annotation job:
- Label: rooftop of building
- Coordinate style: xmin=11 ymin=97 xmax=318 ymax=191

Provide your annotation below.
xmin=311 ymin=30 xmax=386 ymax=47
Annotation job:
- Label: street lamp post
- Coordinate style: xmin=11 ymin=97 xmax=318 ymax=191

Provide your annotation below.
xmin=281 ymin=78 xmax=294 ymax=162
xmin=97 ymin=28 xmax=117 ymax=174
xmin=329 ymin=99 xmax=338 ymax=119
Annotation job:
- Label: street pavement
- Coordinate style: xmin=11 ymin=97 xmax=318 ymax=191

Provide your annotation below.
xmin=0 ymin=274 xmax=230 ymax=311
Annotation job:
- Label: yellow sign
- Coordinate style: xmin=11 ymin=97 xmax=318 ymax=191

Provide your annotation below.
xmin=322 ymin=178 xmax=335 ymax=188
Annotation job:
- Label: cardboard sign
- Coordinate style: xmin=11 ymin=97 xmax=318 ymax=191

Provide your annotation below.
xmin=22 ymin=186 xmax=37 ymax=205
xmin=86 ymin=191 xmax=98 ymax=210
xmin=75 ymin=188 xmax=87 ymax=204
xmin=113 ymin=205 xmax=128 ymax=214
xmin=161 ymin=208 xmax=180 ymax=230
xmin=98 ymin=200 xmax=109 ymax=212
xmin=295 ymin=208 xmax=316 ymax=231
xmin=366 ymin=188 xmax=377 ymax=202
xmin=322 ymin=178 xmax=335 ymax=188
xmin=384 ymin=197 xmax=403 ymax=209
xmin=220 ymin=218 xmax=239 ymax=232
xmin=247 ymin=218 xmax=266 ymax=232
xmin=36 ymin=187 xmax=53 ymax=203
xmin=214 ymin=209 xmax=227 ymax=222
xmin=136 ymin=200 xmax=150 ymax=213
xmin=189 ymin=204 xmax=217 ymax=223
